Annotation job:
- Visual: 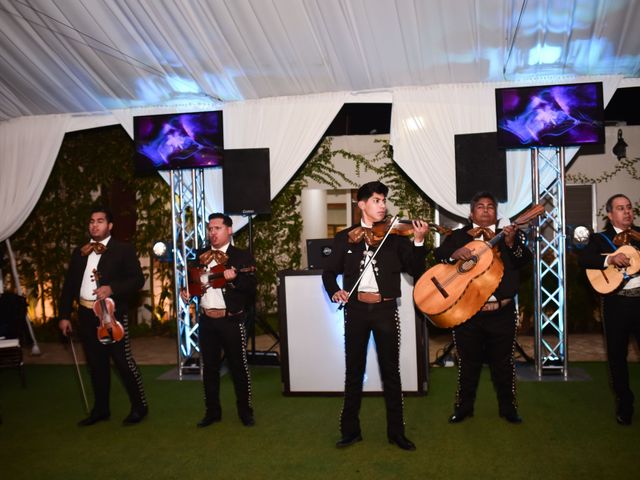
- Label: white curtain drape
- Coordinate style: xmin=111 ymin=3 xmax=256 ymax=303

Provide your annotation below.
xmin=1 ymin=79 xmax=624 ymax=243
xmin=390 ymin=76 xmax=622 ymax=221
xmin=0 ymin=112 xmax=132 ymax=243
xmin=0 ymin=91 xmax=347 ymax=245
xmin=223 ymin=92 xmax=349 ymax=197
xmin=0 ymin=115 xmax=71 ymax=242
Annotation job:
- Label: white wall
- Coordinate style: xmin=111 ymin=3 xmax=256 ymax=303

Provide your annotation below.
xmin=567 ymin=125 xmax=640 ymax=230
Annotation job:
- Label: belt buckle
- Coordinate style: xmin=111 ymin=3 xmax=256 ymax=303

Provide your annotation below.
xmin=357 ymin=292 xmax=382 ymax=304
xmin=203 ymin=308 xmax=226 ymax=318
xmin=79 ymin=298 xmax=94 ymax=309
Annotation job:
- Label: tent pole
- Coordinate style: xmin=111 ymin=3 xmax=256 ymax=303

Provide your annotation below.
xmin=5 ymin=238 xmax=41 ymax=355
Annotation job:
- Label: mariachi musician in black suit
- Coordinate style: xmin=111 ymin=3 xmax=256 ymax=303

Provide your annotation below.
xmin=183 ymin=213 xmax=257 ymax=428
xmin=59 ymin=207 xmax=147 ymax=426
xmin=435 ymin=192 xmax=531 ymax=425
xmin=578 ymin=194 xmax=640 ymax=426
xmin=322 ymin=181 xmax=429 ymax=451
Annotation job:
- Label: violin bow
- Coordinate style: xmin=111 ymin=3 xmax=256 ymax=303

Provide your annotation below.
xmin=68 ymin=334 xmax=90 ymax=414
xmin=338 ymin=216 xmax=400 ymax=311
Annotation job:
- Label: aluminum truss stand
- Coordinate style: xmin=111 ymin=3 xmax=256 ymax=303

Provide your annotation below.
xmin=531 ymin=147 xmax=568 ymax=379
xmin=170 ymin=169 xmax=207 ymax=379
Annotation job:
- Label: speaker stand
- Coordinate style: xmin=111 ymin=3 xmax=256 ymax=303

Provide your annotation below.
xmin=245 ymin=215 xmax=280 ymax=366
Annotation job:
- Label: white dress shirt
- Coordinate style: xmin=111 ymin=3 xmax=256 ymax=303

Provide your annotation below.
xmin=80 ymin=236 xmax=111 ymax=301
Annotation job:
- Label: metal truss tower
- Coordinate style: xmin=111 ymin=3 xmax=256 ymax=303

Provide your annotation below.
xmin=531 ymin=147 xmax=568 ymax=378
xmin=170 ymin=169 xmax=207 ymax=379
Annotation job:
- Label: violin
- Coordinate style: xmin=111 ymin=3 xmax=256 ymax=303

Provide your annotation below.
xmin=188 ymin=264 xmax=256 ymax=296
xmin=337 ymin=216 xmax=449 ymax=310
xmin=92 ymin=269 xmax=124 ymax=345
xmin=370 ymin=216 xmax=452 ymax=238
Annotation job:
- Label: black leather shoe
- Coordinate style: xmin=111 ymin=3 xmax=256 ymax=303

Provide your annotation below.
xmin=501 ymin=412 xmax=523 ymax=424
xmin=197 ymin=413 xmax=222 ymax=428
xmin=241 ymin=415 xmax=255 ymax=427
xmin=616 ymin=414 xmax=632 ymax=426
xmin=388 ymin=434 xmax=416 ymax=451
xmin=77 ymin=413 xmax=110 ymax=427
xmin=335 ymin=433 xmax=363 ymax=448
xmin=448 ymin=411 xmax=473 ymax=424
xmin=123 ymin=407 xmax=148 ymax=426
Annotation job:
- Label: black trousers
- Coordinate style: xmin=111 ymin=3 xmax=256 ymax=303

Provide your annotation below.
xmin=198 ymin=313 xmax=253 ymax=420
xmin=342 ymin=300 xmax=403 ymax=437
xmin=77 ymin=306 xmax=146 ymax=416
xmin=452 ymin=304 xmax=518 ymax=416
xmin=602 ymin=295 xmax=640 ymax=416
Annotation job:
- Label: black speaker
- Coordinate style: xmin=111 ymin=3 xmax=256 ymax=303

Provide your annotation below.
xmin=454 ymin=132 xmax=507 ymax=204
xmin=222 ymin=148 xmax=271 ymax=214
xmin=306 ymin=238 xmax=334 ymax=270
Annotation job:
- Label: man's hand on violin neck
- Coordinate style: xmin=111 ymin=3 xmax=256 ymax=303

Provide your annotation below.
xmin=93 ymin=285 xmax=113 ymax=301
xmin=412 ymin=220 xmax=429 ymax=243
xmin=223 ymin=268 xmax=238 ymax=281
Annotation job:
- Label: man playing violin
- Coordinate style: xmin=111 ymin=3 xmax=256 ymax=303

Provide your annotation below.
xmin=182 ymin=213 xmax=257 ymax=428
xmin=322 ymin=181 xmax=429 ymax=451
xmin=435 ymin=192 xmax=531 ymax=425
xmin=578 ymin=194 xmax=640 ymax=425
xmin=59 ymin=207 xmax=147 ymax=426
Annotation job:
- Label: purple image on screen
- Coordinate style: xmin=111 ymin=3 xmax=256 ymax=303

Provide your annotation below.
xmin=134 ymin=111 xmax=223 ymax=173
xmin=496 ymin=82 xmax=604 ymax=148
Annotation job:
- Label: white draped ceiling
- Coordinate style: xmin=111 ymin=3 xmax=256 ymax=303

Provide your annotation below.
xmin=1 ymin=0 xmax=639 ymax=241
xmin=1 ymin=0 xmax=639 ymax=121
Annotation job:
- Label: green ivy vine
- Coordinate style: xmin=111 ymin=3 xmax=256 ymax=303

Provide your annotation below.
xmin=566 ymin=156 xmax=640 ymax=218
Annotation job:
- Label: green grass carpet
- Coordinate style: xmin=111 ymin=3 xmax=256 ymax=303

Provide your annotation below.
xmin=1 ymin=363 xmax=638 ymax=480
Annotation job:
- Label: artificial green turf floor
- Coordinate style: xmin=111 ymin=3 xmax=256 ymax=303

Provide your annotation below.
xmin=1 ymin=363 xmax=638 ymax=479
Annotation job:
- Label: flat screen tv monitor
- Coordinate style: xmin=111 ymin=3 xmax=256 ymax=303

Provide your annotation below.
xmin=133 ymin=110 xmax=223 ymax=174
xmin=495 ymin=82 xmax=604 ymax=148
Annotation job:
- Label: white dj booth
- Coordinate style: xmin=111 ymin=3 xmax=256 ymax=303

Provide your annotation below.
xmin=277 ymin=270 xmax=428 ymax=395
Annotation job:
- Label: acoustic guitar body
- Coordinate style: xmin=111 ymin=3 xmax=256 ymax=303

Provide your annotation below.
xmin=586 ymin=245 xmax=640 ymax=294
xmin=414 ymin=240 xmax=504 ymax=328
